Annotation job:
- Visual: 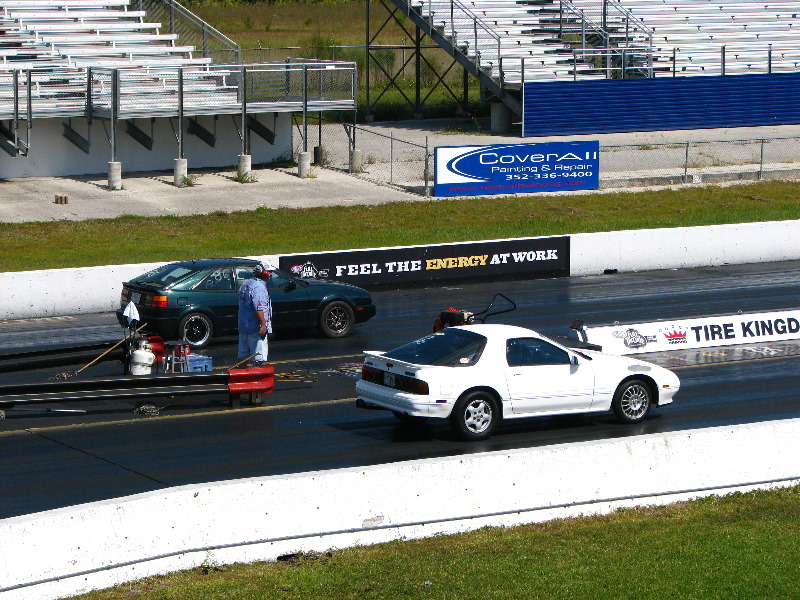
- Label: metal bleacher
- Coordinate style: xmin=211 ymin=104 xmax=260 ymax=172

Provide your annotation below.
xmin=0 ymin=0 xmax=209 ymax=69
xmin=398 ymin=0 xmax=800 ymax=115
xmin=0 ymin=0 xmax=357 ymax=164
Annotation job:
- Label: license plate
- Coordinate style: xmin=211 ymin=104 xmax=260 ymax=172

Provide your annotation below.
xmin=131 ymin=292 xmax=141 ymax=303
xmin=383 ymin=372 xmax=395 ymax=387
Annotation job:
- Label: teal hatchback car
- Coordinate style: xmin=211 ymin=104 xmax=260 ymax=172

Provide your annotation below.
xmin=116 ymin=258 xmax=377 ymax=348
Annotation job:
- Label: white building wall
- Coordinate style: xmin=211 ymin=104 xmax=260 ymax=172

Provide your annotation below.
xmin=0 ymin=113 xmax=293 ymax=178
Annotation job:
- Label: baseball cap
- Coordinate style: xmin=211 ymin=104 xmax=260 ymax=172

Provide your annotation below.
xmin=254 ymin=261 xmax=277 ymax=274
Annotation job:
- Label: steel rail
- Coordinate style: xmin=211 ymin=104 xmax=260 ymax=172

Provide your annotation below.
xmin=0 ymin=366 xmax=274 ymax=408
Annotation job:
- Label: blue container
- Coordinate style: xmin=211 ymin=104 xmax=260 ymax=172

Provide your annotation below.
xmin=187 ymin=354 xmax=212 ymax=372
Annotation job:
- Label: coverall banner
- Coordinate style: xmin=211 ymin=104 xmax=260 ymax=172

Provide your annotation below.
xmin=434 ymin=141 xmax=600 ymax=197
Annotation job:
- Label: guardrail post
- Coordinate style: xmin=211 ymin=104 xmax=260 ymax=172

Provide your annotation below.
xmin=174 ymin=68 xmax=187 ymax=187
xmin=12 ymin=70 xmax=19 ymax=156
xmin=108 ymin=69 xmax=122 ymax=191
xmin=302 ymin=64 xmax=308 ymax=153
xmin=238 ymin=65 xmax=251 ymax=174
xmin=85 ymin=66 xmax=93 ymax=124
xmin=424 ymin=136 xmax=430 ymax=197
xmin=365 ymin=0 xmax=372 ymax=121
xmin=24 ymin=69 xmax=31 ymax=153
xmin=298 ymin=65 xmax=312 ymax=178
xmin=177 ymin=68 xmax=184 ymax=159
xmin=683 ymin=142 xmax=690 ymax=183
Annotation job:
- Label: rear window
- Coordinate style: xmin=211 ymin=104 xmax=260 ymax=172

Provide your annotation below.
xmin=383 ymin=329 xmax=486 ymax=367
xmin=131 ymin=263 xmax=196 ymax=286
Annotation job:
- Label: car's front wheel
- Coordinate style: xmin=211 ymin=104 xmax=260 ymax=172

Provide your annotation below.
xmin=319 ymin=300 xmax=354 ymax=338
xmin=449 ymin=390 xmax=500 ymax=441
xmin=612 ymin=379 xmax=652 ymax=423
xmin=179 ymin=313 xmax=214 ymax=349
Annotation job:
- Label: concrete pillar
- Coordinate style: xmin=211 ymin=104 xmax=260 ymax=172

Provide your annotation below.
xmin=313 ymin=145 xmax=327 ymax=166
xmin=237 ymin=154 xmax=251 ymax=175
xmin=298 ymin=151 xmax=312 ymax=179
xmin=490 ymin=103 xmax=513 ymax=134
xmin=349 ymin=148 xmax=363 ymax=173
xmin=174 ymin=158 xmax=188 ymax=187
xmin=108 ymin=161 xmax=122 ymax=190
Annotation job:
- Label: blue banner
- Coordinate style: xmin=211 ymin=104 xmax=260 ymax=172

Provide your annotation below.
xmin=434 ymin=141 xmax=600 ymax=197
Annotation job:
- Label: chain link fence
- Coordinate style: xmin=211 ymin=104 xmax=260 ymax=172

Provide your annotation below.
xmin=293 ymin=122 xmax=800 ymax=195
xmin=600 ymin=137 xmax=800 ymax=185
xmin=293 ymin=118 xmax=431 ymax=194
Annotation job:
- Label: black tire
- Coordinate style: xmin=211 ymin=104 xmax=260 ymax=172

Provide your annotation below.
xmin=319 ymin=300 xmax=355 ymax=338
xmin=449 ymin=390 xmax=500 ymax=441
xmin=612 ymin=379 xmax=652 ymax=423
xmin=178 ymin=313 xmax=214 ymax=348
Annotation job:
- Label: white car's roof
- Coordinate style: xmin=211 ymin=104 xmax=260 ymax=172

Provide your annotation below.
xmin=451 ymin=323 xmax=541 ymax=338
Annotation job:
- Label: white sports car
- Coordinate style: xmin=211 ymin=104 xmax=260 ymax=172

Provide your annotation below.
xmin=356 ymin=324 xmax=680 ymax=440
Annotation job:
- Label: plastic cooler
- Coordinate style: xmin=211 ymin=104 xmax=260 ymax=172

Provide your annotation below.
xmin=187 ymin=354 xmax=213 ymax=372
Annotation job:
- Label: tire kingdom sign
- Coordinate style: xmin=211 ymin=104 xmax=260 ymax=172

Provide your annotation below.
xmin=434 ymin=141 xmax=600 ymax=197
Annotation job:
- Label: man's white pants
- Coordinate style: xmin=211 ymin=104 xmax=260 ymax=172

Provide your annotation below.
xmin=238 ymin=332 xmax=268 ymax=362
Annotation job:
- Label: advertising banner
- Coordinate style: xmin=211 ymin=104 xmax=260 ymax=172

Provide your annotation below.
xmin=584 ymin=310 xmax=800 ymax=355
xmin=280 ymin=236 xmax=570 ymax=288
xmin=434 ymin=141 xmax=599 ymax=197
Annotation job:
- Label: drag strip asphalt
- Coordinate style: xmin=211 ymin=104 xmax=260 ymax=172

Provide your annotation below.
xmin=0 ymin=261 xmax=798 ymax=519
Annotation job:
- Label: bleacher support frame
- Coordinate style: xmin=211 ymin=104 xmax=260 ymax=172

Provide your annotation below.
xmin=0 ymin=60 xmax=357 ymax=176
xmin=367 ymin=0 xmax=522 ymax=120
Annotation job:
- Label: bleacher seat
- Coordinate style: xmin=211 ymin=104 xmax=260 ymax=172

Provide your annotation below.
xmin=0 ymin=0 xmax=204 ymax=70
xmin=412 ymin=0 xmax=800 ymax=84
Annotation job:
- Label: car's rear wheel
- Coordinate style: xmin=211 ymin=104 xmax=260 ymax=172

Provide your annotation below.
xmin=179 ymin=313 xmax=214 ymax=349
xmin=612 ymin=379 xmax=652 ymax=423
xmin=319 ymin=300 xmax=354 ymax=338
xmin=449 ymin=391 xmax=499 ymax=441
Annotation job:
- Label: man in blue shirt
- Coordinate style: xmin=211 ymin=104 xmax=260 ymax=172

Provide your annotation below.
xmin=237 ymin=261 xmax=274 ymax=364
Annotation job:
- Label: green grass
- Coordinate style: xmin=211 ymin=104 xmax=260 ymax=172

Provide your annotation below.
xmin=71 ymin=485 xmax=800 ymax=600
xmin=2 ymin=180 xmax=799 ymax=273
xmin=185 ymin=0 xmax=394 ymax=49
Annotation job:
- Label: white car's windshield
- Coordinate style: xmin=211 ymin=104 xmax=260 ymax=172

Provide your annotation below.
xmin=384 ymin=328 xmax=486 ymax=366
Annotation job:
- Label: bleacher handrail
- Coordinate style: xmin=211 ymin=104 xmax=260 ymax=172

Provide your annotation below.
xmin=137 ymin=0 xmax=241 ymax=63
xmin=423 ymin=0 xmax=501 ymax=68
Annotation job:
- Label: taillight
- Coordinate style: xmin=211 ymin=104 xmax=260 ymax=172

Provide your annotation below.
xmin=120 ymin=289 xmax=130 ymax=304
xmin=398 ymin=376 xmax=429 ymax=395
xmin=361 ymin=365 xmax=382 ymax=384
xmin=360 ymin=365 xmax=429 ymax=395
xmin=148 ymin=295 xmax=168 ymax=308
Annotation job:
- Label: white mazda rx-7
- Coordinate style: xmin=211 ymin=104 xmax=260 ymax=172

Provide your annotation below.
xmin=356 ymin=323 xmax=680 ymax=440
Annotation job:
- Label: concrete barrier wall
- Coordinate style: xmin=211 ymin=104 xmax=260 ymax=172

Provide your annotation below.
xmin=2 ymin=220 xmax=799 ymax=321
xmin=1 ymin=418 xmax=798 ymax=600
xmin=569 ymin=219 xmax=800 ymax=276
